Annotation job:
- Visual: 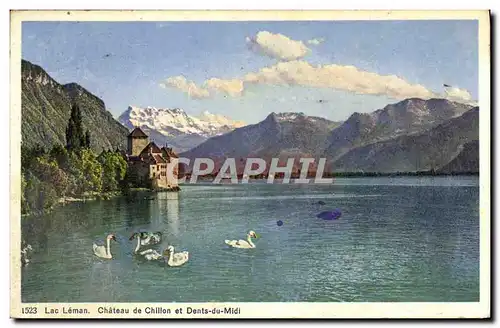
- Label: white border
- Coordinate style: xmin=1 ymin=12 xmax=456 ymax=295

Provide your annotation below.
xmin=7 ymin=8 xmax=491 ymax=320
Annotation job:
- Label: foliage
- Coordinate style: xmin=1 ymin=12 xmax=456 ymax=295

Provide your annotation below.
xmin=31 ymin=155 xmax=70 ymax=196
xmin=20 ymin=144 xmax=129 ymax=215
xmin=21 ymin=101 xmax=132 ymax=215
xmin=79 ymin=149 xmax=103 ymax=193
xmin=22 ymin=171 xmax=58 ymax=215
xmin=65 ymin=103 xmax=88 ymax=151
xmin=49 ymin=144 xmax=70 ymax=170
xmin=98 ymin=151 xmax=127 ymax=192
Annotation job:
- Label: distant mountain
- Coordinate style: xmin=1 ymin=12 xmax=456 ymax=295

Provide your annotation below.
xmin=118 ymin=106 xmax=246 ymax=152
xmin=324 ymin=98 xmax=474 ymax=160
xmin=331 ymin=107 xmax=479 ymax=173
xmin=21 ymin=59 xmax=128 ymax=152
xmin=181 ymin=112 xmax=342 ymax=173
xmin=437 ymin=140 xmax=479 ymax=174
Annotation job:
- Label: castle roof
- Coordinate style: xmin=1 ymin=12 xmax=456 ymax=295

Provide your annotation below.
xmin=138 ymin=153 xmax=167 ymax=165
xmin=161 ymin=146 xmax=179 ymax=158
xmin=152 ymin=154 xmax=166 ymax=164
xmin=127 ymin=155 xmax=144 ymax=162
xmin=128 ymin=127 xmax=148 ymax=138
xmin=140 ymin=142 xmax=162 ymax=155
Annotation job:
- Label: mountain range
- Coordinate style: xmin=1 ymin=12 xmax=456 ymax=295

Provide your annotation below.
xmin=181 ymin=99 xmax=479 ymax=174
xmin=181 ymin=112 xmax=342 ymax=173
xmin=21 ymin=59 xmax=128 ymax=152
xmin=21 ymin=59 xmax=479 ymax=174
xmin=324 ymin=98 xmax=473 ymax=161
xmin=332 ymin=107 xmax=479 ymax=172
xmin=118 ymin=106 xmax=245 ymax=152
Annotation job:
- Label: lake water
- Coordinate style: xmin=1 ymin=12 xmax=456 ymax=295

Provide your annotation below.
xmin=21 ymin=177 xmax=480 ymax=302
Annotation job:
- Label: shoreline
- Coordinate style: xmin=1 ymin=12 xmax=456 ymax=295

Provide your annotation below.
xmin=22 ymin=187 xmax=181 ymax=218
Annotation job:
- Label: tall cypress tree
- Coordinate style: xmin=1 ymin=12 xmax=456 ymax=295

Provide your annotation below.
xmin=66 ymin=103 xmax=86 ymax=151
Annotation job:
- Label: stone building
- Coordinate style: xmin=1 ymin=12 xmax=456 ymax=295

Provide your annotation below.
xmin=124 ymin=127 xmax=179 ymax=190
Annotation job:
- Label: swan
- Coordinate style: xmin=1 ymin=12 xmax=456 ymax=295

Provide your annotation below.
xmin=93 ymin=234 xmax=117 ymax=259
xmin=129 ymin=231 xmax=162 ymax=248
xmin=130 ymin=233 xmax=163 ymax=260
xmin=163 ymin=245 xmax=189 ymax=267
xmin=225 ymin=230 xmax=259 ymax=249
xmin=138 ymin=248 xmax=163 ymax=261
xmin=21 ymin=243 xmax=33 ymax=266
xmin=143 ymin=231 xmax=162 ymax=245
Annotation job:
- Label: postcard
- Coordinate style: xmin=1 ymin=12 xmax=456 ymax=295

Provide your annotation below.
xmin=10 ymin=10 xmax=490 ymax=319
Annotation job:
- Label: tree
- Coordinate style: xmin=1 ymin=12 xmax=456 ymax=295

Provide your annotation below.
xmin=79 ymin=149 xmax=103 ymax=193
xmin=64 ymin=149 xmax=103 ymax=195
xmin=31 ymin=156 xmax=69 ymax=197
xmin=49 ymin=144 xmax=69 ymax=170
xmin=22 ymin=172 xmax=58 ymax=213
xmin=21 ymin=143 xmax=46 ymax=171
xmin=65 ymin=103 xmax=86 ymax=151
xmin=99 ymin=151 xmax=127 ymax=191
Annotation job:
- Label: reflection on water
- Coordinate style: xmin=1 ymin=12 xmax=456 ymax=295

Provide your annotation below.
xmin=21 ymin=178 xmax=480 ymax=303
xmin=164 ymin=192 xmax=180 ymax=236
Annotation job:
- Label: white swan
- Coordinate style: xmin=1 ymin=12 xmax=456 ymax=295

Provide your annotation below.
xmin=225 ymin=230 xmax=259 ymax=249
xmin=21 ymin=243 xmax=33 ymax=266
xmin=163 ymin=245 xmax=189 ymax=267
xmin=129 ymin=232 xmax=162 ymax=249
xmin=93 ymin=234 xmax=117 ymax=259
xmin=138 ymin=248 xmax=163 ymax=261
xmin=142 ymin=231 xmax=162 ymax=245
xmin=130 ymin=233 xmax=163 ymax=260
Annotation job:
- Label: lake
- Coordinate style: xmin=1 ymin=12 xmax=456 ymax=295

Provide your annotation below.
xmin=21 ymin=176 xmax=480 ymax=302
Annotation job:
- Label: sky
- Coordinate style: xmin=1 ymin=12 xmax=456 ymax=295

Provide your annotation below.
xmin=22 ymin=20 xmax=478 ymax=124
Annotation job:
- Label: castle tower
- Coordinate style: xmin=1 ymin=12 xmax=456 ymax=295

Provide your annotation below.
xmin=127 ymin=127 xmax=149 ymax=156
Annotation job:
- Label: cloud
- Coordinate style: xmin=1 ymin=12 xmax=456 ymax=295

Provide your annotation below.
xmin=246 ymin=31 xmax=310 ymax=61
xmin=162 ymin=62 xmax=477 ymax=105
xmin=163 ymin=31 xmax=443 ymax=101
xmin=443 ymin=86 xmax=475 ymax=104
xmin=205 ymin=78 xmax=244 ymax=97
xmin=160 ymin=75 xmax=210 ymax=99
xmin=307 ymin=38 xmax=325 ymax=45
xmin=244 ymin=60 xmax=435 ymax=100
xmin=163 ymin=61 xmax=435 ymax=100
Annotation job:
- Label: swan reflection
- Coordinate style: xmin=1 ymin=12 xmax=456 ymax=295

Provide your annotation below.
xmin=165 ymin=192 xmax=180 ymax=236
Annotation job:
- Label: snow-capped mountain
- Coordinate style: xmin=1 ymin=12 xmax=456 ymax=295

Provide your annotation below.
xmin=181 ymin=98 xmax=478 ymax=174
xmin=180 ymin=112 xmax=342 ymax=173
xmin=118 ymin=106 xmax=246 ymax=152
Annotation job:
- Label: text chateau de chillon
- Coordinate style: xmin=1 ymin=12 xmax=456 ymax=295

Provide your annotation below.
xmin=124 ymin=127 xmax=179 ymax=190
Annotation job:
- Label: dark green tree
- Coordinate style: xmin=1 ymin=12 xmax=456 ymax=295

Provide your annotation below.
xmin=49 ymin=144 xmax=69 ymax=170
xmin=65 ymin=103 xmax=86 ymax=151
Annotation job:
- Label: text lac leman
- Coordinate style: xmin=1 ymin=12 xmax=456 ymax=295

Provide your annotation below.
xmin=45 ymin=307 xmax=89 ymax=314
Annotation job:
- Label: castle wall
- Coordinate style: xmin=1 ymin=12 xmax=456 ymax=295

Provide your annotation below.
xmin=166 ymin=158 xmax=179 ymax=187
xmin=125 ymin=133 xmax=179 ymax=190
xmin=127 ymin=161 xmax=150 ymax=187
xmin=127 ymin=137 xmax=149 ymax=156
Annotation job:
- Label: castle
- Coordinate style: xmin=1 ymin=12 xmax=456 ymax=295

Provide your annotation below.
xmin=124 ymin=127 xmax=179 ymax=190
